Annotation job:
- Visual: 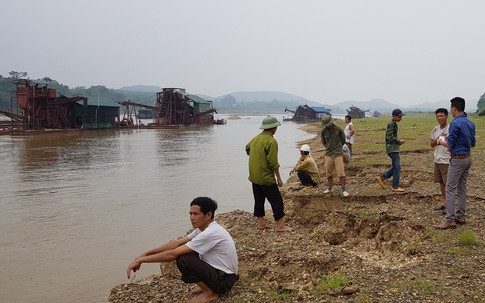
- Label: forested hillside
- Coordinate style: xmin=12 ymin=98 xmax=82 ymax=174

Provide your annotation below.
xmin=2 ymin=72 xmax=483 ymax=114
xmin=478 ymin=93 xmax=485 ymax=115
xmin=0 ymin=74 xmax=156 ymax=110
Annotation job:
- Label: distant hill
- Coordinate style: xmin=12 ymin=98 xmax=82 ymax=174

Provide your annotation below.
xmin=4 ymin=76 xmax=479 ymax=115
xmin=330 ymin=98 xmax=478 ymax=115
xmin=330 ymin=99 xmax=399 ymax=115
xmin=209 ymin=91 xmax=329 ymax=114
xmin=215 ymin=91 xmax=322 ymax=105
xmin=406 ymin=99 xmax=478 ymax=113
xmin=110 ymin=88 xmax=479 ymax=114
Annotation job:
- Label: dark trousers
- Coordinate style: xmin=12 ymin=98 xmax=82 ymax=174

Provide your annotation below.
xmin=381 ymin=152 xmax=401 ymax=189
xmin=176 ymin=252 xmax=238 ymax=295
xmin=297 ymin=171 xmax=317 ymax=187
xmin=251 ymin=183 xmax=285 ymax=221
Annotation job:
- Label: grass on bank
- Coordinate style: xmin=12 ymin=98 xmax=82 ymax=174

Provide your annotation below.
xmin=432 ymin=229 xmax=483 ymax=255
xmin=313 ymin=272 xmax=350 ymax=295
xmin=356 ymin=292 xmax=373 ymax=303
xmin=393 ymin=277 xmax=437 ymax=295
xmin=332 ymin=113 xmax=484 ymax=171
xmin=458 ymin=229 xmax=480 ymax=246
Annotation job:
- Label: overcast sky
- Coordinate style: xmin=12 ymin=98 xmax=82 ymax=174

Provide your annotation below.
xmin=2 ymin=0 xmax=484 ymax=106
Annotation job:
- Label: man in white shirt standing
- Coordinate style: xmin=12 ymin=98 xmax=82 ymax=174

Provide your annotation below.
xmin=126 ymin=197 xmax=238 ymax=303
xmin=430 ymin=108 xmax=450 ymax=212
xmin=344 ymin=115 xmax=356 ymax=156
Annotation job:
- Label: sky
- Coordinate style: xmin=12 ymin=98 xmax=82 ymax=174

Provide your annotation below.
xmin=2 ymin=0 xmax=484 ymax=106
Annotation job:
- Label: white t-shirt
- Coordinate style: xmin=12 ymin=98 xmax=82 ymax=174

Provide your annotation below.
xmin=186 ymin=221 xmax=238 ymax=274
xmin=430 ymin=124 xmax=450 ymax=164
xmin=345 ymin=122 xmax=355 ymax=144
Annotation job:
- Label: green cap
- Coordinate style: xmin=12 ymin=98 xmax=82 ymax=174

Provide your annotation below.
xmin=260 ymin=116 xmax=281 ymax=129
xmin=321 ymin=115 xmax=332 ymax=126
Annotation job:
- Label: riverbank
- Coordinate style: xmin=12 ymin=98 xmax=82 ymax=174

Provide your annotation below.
xmin=109 ymin=114 xmax=485 ymax=303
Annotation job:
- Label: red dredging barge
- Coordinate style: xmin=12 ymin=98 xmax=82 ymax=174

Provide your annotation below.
xmin=0 ymin=83 xmax=221 ymax=134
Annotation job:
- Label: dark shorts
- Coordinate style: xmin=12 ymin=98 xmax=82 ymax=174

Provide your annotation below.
xmin=176 ymin=252 xmax=238 ymax=295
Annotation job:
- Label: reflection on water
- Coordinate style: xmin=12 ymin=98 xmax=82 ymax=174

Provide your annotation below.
xmin=0 ymin=115 xmax=314 ymax=303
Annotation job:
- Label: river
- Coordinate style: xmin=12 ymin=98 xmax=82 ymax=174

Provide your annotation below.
xmin=0 ymin=114 xmax=314 ymax=303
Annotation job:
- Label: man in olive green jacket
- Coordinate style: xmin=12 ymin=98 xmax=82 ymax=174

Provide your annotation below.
xmin=376 ymin=109 xmax=406 ymax=192
xmin=321 ymin=115 xmax=349 ymax=197
xmin=246 ymin=116 xmax=292 ymax=232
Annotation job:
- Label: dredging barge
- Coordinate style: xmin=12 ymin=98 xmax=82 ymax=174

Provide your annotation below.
xmin=118 ymin=88 xmax=218 ymax=128
xmin=0 ymin=82 xmax=220 ymax=135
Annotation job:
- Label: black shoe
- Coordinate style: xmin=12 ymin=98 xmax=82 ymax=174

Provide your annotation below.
xmin=433 ymin=205 xmax=445 ymax=211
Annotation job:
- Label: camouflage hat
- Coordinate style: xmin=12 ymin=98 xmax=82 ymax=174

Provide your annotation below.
xmin=260 ymin=116 xmax=281 ymax=129
xmin=321 ymin=115 xmax=332 ymax=126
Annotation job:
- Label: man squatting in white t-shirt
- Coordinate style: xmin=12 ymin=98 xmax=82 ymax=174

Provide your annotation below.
xmin=126 ymin=197 xmax=238 ymax=303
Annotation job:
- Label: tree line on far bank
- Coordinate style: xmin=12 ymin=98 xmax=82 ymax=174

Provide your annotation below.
xmin=0 ymin=72 xmax=155 ymax=110
xmin=1 ymin=71 xmax=485 ymax=115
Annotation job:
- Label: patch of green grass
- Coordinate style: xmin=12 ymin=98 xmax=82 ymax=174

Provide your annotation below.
xmin=443 ymin=247 xmax=468 ymax=256
xmin=314 ymin=273 xmax=350 ymax=295
xmin=360 ymin=186 xmax=387 ymax=196
xmin=352 ymin=159 xmax=384 ymax=169
xmin=269 ymin=291 xmax=297 ymax=302
xmin=353 ymin=208 xmax=380 ymax=219
xmin=426 ymin=227 xmax=449 ymax=243
xmin=225 ymin=290 xmax=296 ymax=303
xmin=448 ymin=266 xmax=470 ymax=276
xmin=416 ymin=278 xmax=437 ymax=295
xmin=458 ymin=229 xmax=479 ymax=246
xmin=395 ymin=278 xmax=437 ymax=295
xmin=356 ymin=292 xmax=372 ymax=303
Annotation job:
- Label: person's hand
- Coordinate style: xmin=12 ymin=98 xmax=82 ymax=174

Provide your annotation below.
xmin=277 ymin=177 xmax=283 ymax=187
xmin=126 ymin=259 xmax=142 ymax=279
xmin=289 ymin=169 xmax=294 ymax=176
xmin=399 ymin=139 xmax=406 ymax=145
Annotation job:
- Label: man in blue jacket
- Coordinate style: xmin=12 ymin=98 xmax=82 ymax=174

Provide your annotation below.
xmin=434 ymin=97 xmax=476 ymax=230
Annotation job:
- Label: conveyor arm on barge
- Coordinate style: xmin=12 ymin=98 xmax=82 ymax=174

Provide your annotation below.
xmin=0 ymin=110 xmax=24 ymax=122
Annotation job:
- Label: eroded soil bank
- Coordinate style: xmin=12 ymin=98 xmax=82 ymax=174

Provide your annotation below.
xmin=109 ymin=124 xmax=485 ymax=303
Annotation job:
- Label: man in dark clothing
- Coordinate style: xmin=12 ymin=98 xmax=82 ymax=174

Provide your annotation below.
xmin=376 ymin=109 xmax=406 ymax=192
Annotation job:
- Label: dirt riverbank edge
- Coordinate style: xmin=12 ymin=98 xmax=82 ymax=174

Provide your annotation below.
xmin=109 ymin=124 xmax=485 ymax=303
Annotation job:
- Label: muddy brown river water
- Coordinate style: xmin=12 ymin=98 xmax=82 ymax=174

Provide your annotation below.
xmin=0 ymin=114 xmax=312 ymax=303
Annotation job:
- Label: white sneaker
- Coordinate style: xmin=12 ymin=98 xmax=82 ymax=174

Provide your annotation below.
xmin=323 ymin=188 xmax=332 ymax=194
xmin=341 ymin=191 xmax=350 ymax=197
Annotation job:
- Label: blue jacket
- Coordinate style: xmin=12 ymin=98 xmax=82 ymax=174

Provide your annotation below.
xmin=448 ymin=113 xmax=476 ymax=155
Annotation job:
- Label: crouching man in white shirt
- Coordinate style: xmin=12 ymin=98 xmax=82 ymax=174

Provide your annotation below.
xmin=126 ymin=197 xmax=238 ymax=303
